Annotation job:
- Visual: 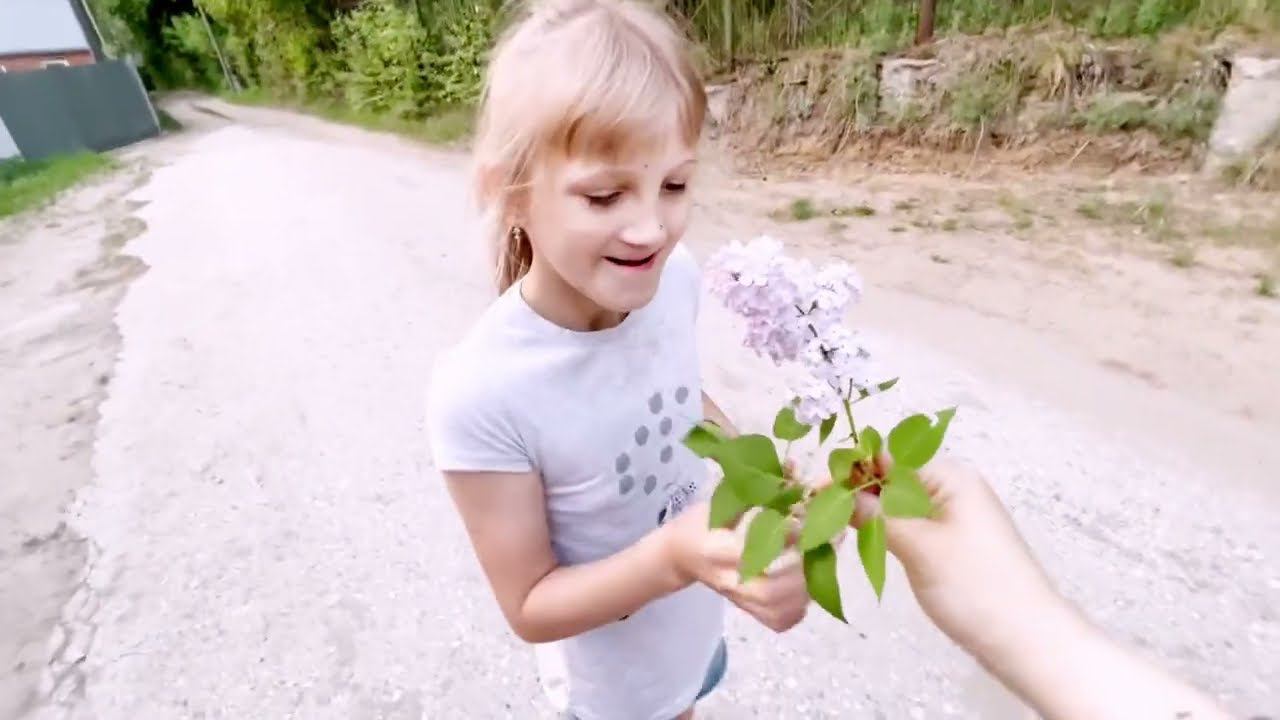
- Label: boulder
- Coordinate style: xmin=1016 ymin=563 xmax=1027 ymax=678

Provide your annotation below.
xmin=1204 ymin=55 xmax=1280 ymax=174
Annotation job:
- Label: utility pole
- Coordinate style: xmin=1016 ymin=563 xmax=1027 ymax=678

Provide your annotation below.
xmin=197 ymin=4 xmax=241 ymax=92
xmin=915 ymin=0 xmax=937 ymax=46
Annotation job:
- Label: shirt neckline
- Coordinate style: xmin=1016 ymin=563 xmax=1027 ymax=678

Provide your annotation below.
xmin=506 ymin=278 xmax=647 ymax=344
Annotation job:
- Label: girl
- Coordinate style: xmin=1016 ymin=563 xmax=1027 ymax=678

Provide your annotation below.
xmin=426 ymin=0 xmax=810 ymax=717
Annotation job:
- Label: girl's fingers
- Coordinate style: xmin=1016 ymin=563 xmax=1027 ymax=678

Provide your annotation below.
xmin=702 ymin=528 xmax=744 ymax=566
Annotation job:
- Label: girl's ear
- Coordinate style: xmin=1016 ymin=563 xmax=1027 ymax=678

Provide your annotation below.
xmin=474 ymin=162 xmax=505 ymax=206
xmin=475 ymin=164 xmax=530 ymax=227
xmin=505 ymin=185 xmax=531 ymax=230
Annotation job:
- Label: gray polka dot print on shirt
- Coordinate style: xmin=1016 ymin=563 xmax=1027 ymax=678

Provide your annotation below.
xmin=648 ymin=392 xmax=663 ymax=414
xmin=644 ymin=475 xmax=657 ymax=494
xmin=659 ymin=417 xmax=673 ymax=436
xmin=675 ymin=386 xmax=689 ymax=404
xmin=634 ymin=426 xmax=649 ymax=446
xmin=619 ymin=475 xmax=635 ymax=494
xmin=616 ymin=453 xmax=630 ymax=473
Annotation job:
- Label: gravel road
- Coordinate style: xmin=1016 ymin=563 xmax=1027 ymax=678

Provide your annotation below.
xmin=4 ymin=97 xmax=1277 ymax=720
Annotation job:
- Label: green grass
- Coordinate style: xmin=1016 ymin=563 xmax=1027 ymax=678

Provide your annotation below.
xmin=1170 ymin=245 xmax=1197 ymax=268
xmin=788 ymin=197 xmax=818 ymax=221
xmin=1258 ymin=273 xmax=1277 ymax=298
xmin=1076 ymin=198 xmax=1105 ymax=220
xmin=223 ymin=89 xmax=474 ymax=145
xmin=832 ymin=203 xmax=876 ymax=218
xmin=157 ymin=108 xmax=183 ymax=132
xmin=0 ymin=154 xmax=116 ymax=218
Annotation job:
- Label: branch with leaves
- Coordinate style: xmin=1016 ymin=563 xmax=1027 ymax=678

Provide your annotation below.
xmin=684 ymin=237 xmax=957 ymax=620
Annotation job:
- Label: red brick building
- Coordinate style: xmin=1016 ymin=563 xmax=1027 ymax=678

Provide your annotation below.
xmin=0 ymin=49 xmax=95 ymax=74
xmin=0 ymin=0 xmax=100 ymax=75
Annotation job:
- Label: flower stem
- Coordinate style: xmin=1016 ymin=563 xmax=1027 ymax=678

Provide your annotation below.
xmin=852 ymin=479 xmax=878 ymax=493
xmin=842 ymin=397 xmax=858 ymax=442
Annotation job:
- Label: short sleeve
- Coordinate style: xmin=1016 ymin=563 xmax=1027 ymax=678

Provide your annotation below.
xmin=426 ymin=352 xmax=533 ymax=474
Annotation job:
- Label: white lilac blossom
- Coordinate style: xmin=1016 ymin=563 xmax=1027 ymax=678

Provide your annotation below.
xmin=706 ymin=236 xmax=871 ymax=424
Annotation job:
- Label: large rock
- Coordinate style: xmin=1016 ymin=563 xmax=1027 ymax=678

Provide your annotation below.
xmin=879 ymin=58 xmax=940 ymax=115
xmin=1204 ymin=55 xmax=1280 ymax=173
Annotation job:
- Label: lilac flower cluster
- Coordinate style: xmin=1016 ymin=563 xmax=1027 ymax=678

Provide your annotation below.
xmin=706 ymin=236 xmax=871 ymax=425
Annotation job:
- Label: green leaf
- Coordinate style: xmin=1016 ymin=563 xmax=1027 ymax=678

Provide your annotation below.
xmin=684 ymin=422 xmax=725 ymax=459
xmin=719 ymin=462 xmax=784 ymax=506
xmin=881 ymin=465 xmax=934 ymax=518
xmin=803 ymin=543 xmax=846 ymax=622
xmin=765 ymin=485 xmax=805 ymax=514
xmin=709 ymin=481 xmax=748 ymax=529
xmin=857 ymin=515 xmax=887 ymax=600
xmin=720 ymin=434 xmax=784 ymax=476
xmin=856 ymin=377 xmax=899 ymax=400
xmin=859 ymin=426 xmax=882 ymax=458
xmin=887 ymin=407 xmax=956 ymax=469
xmin=827 ymin=447 xmax=868 ymax=487
xmin=714 ymin=434 xmax=786 ymax=505
xmin=799 ymin=485 xmax=855 ymax=552
xmin=740 ymin=508 xmax=789 ymax=581
xmin=773 ymin=406 xmax=811 ymax=442
xmin=818 ymin=415 xmax=837 ymax=445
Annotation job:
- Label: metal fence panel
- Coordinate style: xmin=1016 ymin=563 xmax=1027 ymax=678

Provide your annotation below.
xmin=0 ymin=60 xmax=158 ymax=161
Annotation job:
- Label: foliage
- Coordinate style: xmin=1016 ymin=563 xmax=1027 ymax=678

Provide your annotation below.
xmin=1077 ymin=87 xmax=1220 ymax=141
xmin=162 ymin=12 xmax=222 ymax=88
xmin=0 ymin=154 xmax=116 ymax=218
xmin=331 ymin=1 xmax=433 ymax=117
xmin=946 ymin=60 xmax=1026 ymax=131
xmin=678 ymin=0 xmax=1279 ymax=63
xmin=92 ymin=0 xmax=491 ymax=125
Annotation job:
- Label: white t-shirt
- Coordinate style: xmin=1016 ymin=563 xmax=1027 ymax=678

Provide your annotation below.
xmin=426 ymin=244 xmax=726 ymax=720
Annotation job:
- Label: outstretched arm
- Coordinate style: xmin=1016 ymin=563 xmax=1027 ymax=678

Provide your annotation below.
xmin=855 ymin=461 xmax=1229 ymax=720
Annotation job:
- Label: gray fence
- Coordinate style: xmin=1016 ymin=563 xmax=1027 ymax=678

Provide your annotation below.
xmin=0 ymin=60 xmax=158 ymax=161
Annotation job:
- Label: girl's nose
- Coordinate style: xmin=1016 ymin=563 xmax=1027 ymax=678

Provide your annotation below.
xmin=620 ymin=216 xmax=667 ymax=249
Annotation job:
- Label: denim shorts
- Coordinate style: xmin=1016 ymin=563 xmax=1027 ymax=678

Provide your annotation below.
xmin=562 ymin=639 xmax=728 ymax=719
xmin=694 ymin=638 xmax=728 ymax=701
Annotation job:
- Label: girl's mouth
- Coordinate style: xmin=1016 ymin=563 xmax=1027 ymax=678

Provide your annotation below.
xmin=605 ymin=253 xmax=657 ymax=270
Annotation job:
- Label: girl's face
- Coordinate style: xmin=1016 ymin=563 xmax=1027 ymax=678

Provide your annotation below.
xmin=522 ymin=136 xmax=696 ymax=323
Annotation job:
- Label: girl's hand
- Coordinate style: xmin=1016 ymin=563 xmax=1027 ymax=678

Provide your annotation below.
xmin=661 ymin=500 xmax=809 ymax=633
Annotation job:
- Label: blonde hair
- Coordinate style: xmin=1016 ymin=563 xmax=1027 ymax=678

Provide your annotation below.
xmin=472 ymin=0 xmax=707 ymax=292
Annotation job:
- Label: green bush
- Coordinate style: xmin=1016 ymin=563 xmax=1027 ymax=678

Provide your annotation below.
xmin=1079 ymin=93 xmax=1153 ymax=132
xmin=332 ymin=1 xmax=432 ymax=117
xmin=947 ymin=62 xmax=1025 ymax=131
xmin=161 ymin=14 xmax=223 ymax=89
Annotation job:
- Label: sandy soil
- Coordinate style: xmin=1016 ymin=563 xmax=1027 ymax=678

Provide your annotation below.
xmin=1 ymin=96 xmax=1276 ymax=719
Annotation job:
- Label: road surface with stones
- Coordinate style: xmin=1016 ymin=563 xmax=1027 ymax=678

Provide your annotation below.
xmin=6 ymin=97 xmax=1278 ymax=720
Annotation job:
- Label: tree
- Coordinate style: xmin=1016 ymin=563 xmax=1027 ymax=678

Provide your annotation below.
xmin=916 ymin=0 xmax=937 ymax=45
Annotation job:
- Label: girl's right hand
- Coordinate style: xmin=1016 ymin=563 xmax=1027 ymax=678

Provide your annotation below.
xmin=661 ymin=500 xmax=809 ymax=633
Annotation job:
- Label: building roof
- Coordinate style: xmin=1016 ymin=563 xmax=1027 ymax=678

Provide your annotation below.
xmin=0 ymin=0 xmax=90 ymax=56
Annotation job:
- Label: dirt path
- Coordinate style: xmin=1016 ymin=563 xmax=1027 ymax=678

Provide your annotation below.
xmin=2 ymin=97 xmax=1277 ymax=719
xmin=0 ymin=156 xmax=154 ymax=719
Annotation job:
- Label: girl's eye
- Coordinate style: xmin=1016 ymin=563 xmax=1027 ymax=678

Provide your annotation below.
xmin=585 ymin=191 xmax=622 ymax=207
xmin=663 ymin=182 xmax=688 ymax=194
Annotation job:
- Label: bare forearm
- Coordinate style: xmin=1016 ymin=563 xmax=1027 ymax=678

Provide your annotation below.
xmin=701 ymin=391 xmax=738 ymax=436
xmin=981 ymin=601 xmax=1228 ymax=720
xmin=515 ymin=526 xmax=684 ymax=643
